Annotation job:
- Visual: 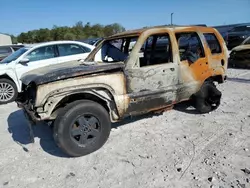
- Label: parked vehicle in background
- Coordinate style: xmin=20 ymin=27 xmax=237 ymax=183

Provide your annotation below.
xmin=17 ymin=26 xmax=228 ymax=157
xmin=0 ymin=41 xmax=94 ymax=104
xmin=229 ymin=36 xmax=250 ymax=68
xmin=0 ymin=45 xmax=24 ymax=61
xmin=227 ymin=25 xmax=250 ymax=50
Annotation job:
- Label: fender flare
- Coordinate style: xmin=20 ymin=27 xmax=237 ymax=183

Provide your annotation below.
xmin=42 ymin=88 xmax=121 ymax=122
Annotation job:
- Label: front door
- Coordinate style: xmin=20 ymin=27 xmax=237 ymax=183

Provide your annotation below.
xmin=15 ymin=45 xmax=58 ymax=81
xmin=125 ymin=33 xmax=178 ymax=115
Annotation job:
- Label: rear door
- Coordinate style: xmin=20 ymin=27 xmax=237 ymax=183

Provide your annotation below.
xmin=56 ymin=43 xmax=92 ymax=63
xmin=175 ymin=31 xmax=209 ymax=82
xmin=125 ymin=31 xmax=178 ymax=115
xmin=203 ymin=32 xmax=226 ymax=67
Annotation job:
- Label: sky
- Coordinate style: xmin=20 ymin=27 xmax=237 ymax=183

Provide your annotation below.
xmin=1 ymin=0 xmax=250 ymax=36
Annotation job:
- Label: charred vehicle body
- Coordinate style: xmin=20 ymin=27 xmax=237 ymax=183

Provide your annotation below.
xmin=16 ymin=26 xmax=228 ymax=157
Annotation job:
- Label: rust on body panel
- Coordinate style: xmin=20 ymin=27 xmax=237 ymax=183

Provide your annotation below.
xmin=36 ymin=72 xmax=128 ymax=122
xmin=176 ymin=27 xmax=228 ymax=85
xmin=18 ymin=25 xmax=228 ymax=123
xmin=80 ymin=26 xmax=228 ymax=118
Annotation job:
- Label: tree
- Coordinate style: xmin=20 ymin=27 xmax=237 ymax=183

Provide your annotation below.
xmin=64 ymin=32 xmax=76 ymax=40
xmin=17 ymin=32 xmax=28 ymax=43
xmin=72 ymin=21 xmax=85 ymax=39
xmin=15 ymin=22 xmax=126 ymax=43
xmin=34 ymin=28 xmax=52 ymax=42
xmin=103 ymin=23 xmax=125 ymax=37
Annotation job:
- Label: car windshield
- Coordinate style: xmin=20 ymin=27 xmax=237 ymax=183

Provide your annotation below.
xmin=0 ymin=47 xmax=29 ymax=64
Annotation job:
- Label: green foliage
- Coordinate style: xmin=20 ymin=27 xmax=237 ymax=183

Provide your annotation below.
xmin=16 ymin=22 xmax=125 ymax=43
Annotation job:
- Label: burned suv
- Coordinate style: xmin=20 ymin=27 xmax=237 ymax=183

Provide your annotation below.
xmin=17 ymin=26 xmax=228 ymax=157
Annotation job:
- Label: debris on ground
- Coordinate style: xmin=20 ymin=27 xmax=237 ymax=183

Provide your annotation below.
xmin=0 ymin=69 xmax=250 ymax=188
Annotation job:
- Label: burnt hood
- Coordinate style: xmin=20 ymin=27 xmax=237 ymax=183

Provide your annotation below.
xmin=21 ymin=60 xmax=124 ymax=85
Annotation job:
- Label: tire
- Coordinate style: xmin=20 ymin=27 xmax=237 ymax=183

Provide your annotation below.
xmin=193 ymin=82 xmax=222 ymax=114
xmin=0 ymin=78 xmax=18 ymax=105
xmin=53 ymin=100 xmax=111 ymax=157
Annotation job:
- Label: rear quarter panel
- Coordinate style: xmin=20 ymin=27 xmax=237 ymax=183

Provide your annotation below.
xmin=173 ymin=27 xmax=228 ymax=101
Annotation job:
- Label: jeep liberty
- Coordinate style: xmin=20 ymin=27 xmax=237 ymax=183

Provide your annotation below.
xmin=16 ymin=26 xmax=228 ymax=157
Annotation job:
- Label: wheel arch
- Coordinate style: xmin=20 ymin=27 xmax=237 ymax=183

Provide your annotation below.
xmin=48 ymin=89 xmax=120 ymax=122
xmin=205 ymin=74 xmax=224 ymax=84
xmin=0 ymin=73 xmax=21 ymax=92
xmin=0 ymin=74 xmax=15 ymax=83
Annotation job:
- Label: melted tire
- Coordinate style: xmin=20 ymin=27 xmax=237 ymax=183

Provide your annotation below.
xmin=194 ymin=82 xmax=222 ymax=114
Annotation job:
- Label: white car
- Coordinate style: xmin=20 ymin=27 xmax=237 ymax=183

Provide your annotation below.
xmin=0 ymin=41 xmax=94 ymax=104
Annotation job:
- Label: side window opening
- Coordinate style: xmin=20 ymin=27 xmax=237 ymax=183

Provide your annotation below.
xmin=26 ymin=45 xmax=56 ymax=62
xmin=58 ymin=44 xmax=87 ymax=57
xmin=204 ymin=33 xmax=222 ymax=54
xmin=140 ymin=34 xmax=172 ymax=67
xmin=175 ymin=32 xmax=205 ymax=63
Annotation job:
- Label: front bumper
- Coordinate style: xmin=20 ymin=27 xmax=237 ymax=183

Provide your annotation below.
xmin=16 ymin=102 xmax=37 ymax=143
xmin=17 ymin=101 xmax=40 ymax=124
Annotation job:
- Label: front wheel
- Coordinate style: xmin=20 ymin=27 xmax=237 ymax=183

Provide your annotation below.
xmin=53 ymin=100 xmax=111 ymax=157
xmin=0 ymin=78 xmax=18 ymax=105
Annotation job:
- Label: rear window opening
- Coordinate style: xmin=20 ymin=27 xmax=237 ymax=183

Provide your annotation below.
xmin=175 ymin=32 xmax=205 ymax=63
xmin=204 ymin=33 xmax=222 ymax=54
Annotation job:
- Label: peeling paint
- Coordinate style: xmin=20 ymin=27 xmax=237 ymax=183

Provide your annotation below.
xmin=17 ymin=25 xmax=228 ymax=123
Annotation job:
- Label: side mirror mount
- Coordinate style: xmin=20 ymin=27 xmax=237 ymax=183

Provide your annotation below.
xmin=19 ymin=58 xmax=29 ymax=65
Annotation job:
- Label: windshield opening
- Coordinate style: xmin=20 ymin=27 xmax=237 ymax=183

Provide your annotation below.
xmin=0 ymin=47 xmax=29 ymax=64
xmin=93 ymin=36 xmax=139 ymax=63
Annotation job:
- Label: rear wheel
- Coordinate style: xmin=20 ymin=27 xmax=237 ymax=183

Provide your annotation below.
xmin=0 ymin=78 xmax=18 ymax=105
xmin=53 ymin=100 xmax=111 ymax=157
xmin=193 ymin=82 xmax=222 ymax=114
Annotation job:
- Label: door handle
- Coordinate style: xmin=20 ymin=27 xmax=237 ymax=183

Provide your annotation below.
xmin=163 ymin=68 xmax=175 ymax=72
